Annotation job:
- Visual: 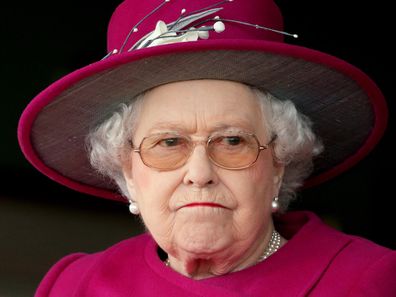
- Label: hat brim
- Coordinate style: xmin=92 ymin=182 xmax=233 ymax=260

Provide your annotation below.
xmin=18 ymin=39 xmax=387 ymax=202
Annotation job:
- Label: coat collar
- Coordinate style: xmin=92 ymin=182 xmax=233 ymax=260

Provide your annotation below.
xmin=145 ymin=211 xmax=352 ymax=296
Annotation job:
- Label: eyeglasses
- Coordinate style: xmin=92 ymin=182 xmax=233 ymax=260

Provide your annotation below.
xmin=130 ymin=131 xmax=276 ymax=171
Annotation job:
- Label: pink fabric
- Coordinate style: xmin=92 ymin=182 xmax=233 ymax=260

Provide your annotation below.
xmin=34 ymin=211 xmax=396 ymax=296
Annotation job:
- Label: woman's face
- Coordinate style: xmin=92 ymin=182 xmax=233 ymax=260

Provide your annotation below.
xmin=123 ymin=80 xmax=283 ymax=269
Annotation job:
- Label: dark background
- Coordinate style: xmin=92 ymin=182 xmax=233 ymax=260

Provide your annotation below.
xmin=1 ymin=1 xmax=394 ymax=296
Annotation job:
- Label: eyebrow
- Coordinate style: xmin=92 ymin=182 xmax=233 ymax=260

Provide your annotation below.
xmin=147 ymin=121 xmax=255 ymax=134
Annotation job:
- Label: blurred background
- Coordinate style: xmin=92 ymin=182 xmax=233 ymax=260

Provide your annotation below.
xmin=1 ymin=0 xmax=394 ymax=296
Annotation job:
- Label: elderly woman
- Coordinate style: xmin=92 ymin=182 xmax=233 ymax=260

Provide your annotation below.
xmin=89 ymin=79 xmax=313 ymax=277
xmin=18 ymin=0 xmax=395 ymax=296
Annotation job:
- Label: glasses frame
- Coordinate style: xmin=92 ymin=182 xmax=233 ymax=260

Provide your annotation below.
xmin=130 ymin=132 xmax=277 ymax=171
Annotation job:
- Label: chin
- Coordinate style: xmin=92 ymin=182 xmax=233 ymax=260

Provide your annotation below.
xmin=174 ymin=224 xmax=234 ymax=256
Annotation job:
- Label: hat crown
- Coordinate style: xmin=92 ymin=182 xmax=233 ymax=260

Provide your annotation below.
xmin=107 ymin=0 xmax=284 ymax=53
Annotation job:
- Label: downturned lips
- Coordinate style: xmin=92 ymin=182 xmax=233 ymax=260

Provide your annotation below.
xmin=179 ymin=202 xmax=228 ymax=210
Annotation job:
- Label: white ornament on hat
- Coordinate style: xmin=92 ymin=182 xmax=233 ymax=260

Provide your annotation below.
xmin=102 ymin=0 xmax=297 ymax=59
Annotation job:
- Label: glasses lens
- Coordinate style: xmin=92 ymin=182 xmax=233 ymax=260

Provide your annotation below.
xmin=208 ymin=133 xmax=259 ymax=169
xmin=140 ymin=134 xmax=191 ymax=170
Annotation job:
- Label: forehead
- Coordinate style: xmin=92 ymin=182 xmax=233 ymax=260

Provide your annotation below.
xmin=136 ymin=80 xmax=266 ymax=135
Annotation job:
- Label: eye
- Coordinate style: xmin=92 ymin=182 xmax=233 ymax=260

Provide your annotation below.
xmin=153 ymin=135 xmax=190 ymax=149
xmin=224 ymin=136 xmax=242 ymax=146
xmin=158 ymin=137 xmax=183 ymax=147
xmin=212 ymin=135 xmax=247 ymax=148
xmin=142 ymin=134 xmax=189 ymax=151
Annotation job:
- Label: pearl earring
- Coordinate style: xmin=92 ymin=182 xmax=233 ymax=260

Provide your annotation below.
xmin=128 ymin=201 xmax=140 ymax=215
xmin=271 ymin=196 xmax=280 ymax=213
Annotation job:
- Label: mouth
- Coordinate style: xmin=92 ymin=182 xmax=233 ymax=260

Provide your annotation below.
xmin=180 ymin=202 xmax=228 ymax=209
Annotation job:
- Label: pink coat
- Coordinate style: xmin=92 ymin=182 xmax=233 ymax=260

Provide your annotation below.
xmin=35 ymin=211 xmax=396 ymax=296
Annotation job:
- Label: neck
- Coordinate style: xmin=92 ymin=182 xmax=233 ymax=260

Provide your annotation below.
xmin=165 ymin=229 xmax=286 ymax=279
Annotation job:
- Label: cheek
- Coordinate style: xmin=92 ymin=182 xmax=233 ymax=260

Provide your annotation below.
xmin=131 ymin=154 xmax=165 ymax=194
xmin=233 ymin=157 xmax=276 ymax=208
xmin=218 ymin=159 xmax=275 ymax=241
xmin=131 ymin=156 xmax=180 ymax=214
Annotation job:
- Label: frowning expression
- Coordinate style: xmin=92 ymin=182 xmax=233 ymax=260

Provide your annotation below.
xmin=123 ymin=79 xmax=283 ymax=264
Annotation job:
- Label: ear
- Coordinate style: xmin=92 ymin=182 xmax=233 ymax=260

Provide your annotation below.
xmin=122 ymin=160 xmax=137 ymax=199
xmin=273 ymin=163 xmax=285 ymax=193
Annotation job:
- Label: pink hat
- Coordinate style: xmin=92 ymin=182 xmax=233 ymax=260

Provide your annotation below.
xmin=17 ymin=0 xmax=387 ymax=202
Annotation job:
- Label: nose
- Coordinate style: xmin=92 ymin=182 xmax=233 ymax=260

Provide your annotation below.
xmin=182 ymin=145 xmax=218 ymax=187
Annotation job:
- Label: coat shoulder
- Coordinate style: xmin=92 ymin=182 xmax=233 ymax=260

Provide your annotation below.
xmin=34 ymin=233 xmax=149 ymax=297
xmin=34 ymin=252 xmax=90 ymax=297
xmin=342 ymin=237 xmax=396 ymax=296
xmin=311 ymin=229 xmax=396 ymax=296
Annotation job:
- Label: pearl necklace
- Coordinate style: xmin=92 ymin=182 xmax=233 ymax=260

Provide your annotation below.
xmin=257 ymin=229 xmax=281 ymax=262
xmin=164 ymin=229 xmax=281 ymax=267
